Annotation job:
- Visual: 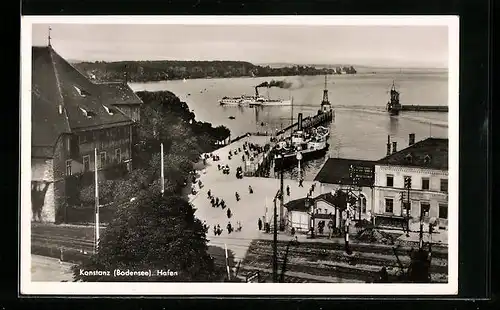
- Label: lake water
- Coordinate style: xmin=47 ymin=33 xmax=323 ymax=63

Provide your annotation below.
xmin=130 ymin=71 xmax=449 ymax=180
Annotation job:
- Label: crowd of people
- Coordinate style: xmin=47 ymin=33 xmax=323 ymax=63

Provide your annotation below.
xmin=198 ymin=140 xmax=265 ymax=238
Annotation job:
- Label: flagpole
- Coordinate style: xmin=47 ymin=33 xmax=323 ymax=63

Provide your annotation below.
xmin=94 ymin=148 xmax=100 ymax=254
xmin=160 ymin=143 xmax=165 ymax=196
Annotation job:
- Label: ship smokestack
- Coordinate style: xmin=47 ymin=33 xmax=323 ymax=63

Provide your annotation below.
xmin=409 ymin=133 xmax=415 ymax=146
xmin=392 ymin=141 xmax=398 ymax=154
xmin=386 ymin=135 xmax=391 ymax=156
xmin=298 ymin=113 xmax=303 ymax=131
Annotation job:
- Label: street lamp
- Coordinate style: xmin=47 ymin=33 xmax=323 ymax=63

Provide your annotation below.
xmin=296 ymin=148 xmax=303 ymax=182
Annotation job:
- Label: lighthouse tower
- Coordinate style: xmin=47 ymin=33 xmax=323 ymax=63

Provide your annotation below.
xmin=321 ymin=75 xmax=332 ymax=113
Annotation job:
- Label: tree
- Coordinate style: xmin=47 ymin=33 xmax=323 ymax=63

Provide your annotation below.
xmin=79 ymin=179 xmax=116 ymax=206
xmin=72 ymin=192 xmax=225 ymax=282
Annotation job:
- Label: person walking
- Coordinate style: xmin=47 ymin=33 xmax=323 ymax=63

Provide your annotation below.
xmin=207 ymin=189 xmax=211 ymax=199
xmin=258 ymin=218 xmax=263 ymax=231
xmin=248 ymin=185 xmax=253 ymax=194
xmin=227 ymin=208 xmax=232 ymax=219
xmin=227 ymin=222 xmax=233 ymax=234
xmin=286 ymin=185 xmax=290 ymax=197
xmin=299 ymin=178 xmax=304 ymax=187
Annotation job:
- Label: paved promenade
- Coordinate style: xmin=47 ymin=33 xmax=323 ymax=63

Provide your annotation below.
xmin=188 ymin=135 xmax=317 ymax=269
xmin=31 ymin=254 xmax=74 ymax=282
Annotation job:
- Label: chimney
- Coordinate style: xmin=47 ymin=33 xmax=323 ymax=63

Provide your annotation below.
xmin=409 ymin=133 xmax=416 ymax=146
xmin=58 ymin=105 xmax=63 ymax=115
xmin=386 ymin=135 xmax=391 ymax=156
xmin=392 ymin=141 xmax=397 ymax=154
xmin=298 ymin=113 xmax=303 ymax=131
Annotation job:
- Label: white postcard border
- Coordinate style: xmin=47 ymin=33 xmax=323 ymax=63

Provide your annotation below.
xmin=20 ymin=15 xmax=459 ymax=295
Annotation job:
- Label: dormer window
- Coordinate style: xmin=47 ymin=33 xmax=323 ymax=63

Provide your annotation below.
xmin=405 ymin=153 xmax=413 ymax=163
xmin=424 ymin=154 xmax=431 ymax=164
xmin=103 ymin=105 xmax=115 ymax=115
xmin=79 ymin=107 xmax=96 ymax=118
xmin=74 ymin=85 xmax=91 ymax=97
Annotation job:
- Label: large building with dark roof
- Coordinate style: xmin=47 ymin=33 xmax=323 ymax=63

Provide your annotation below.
xmin=31 ymin=45 xmax=142 ymax=223
xmin=314 ymin=157 xmax=376 ymax=223
xmin=373 ymin=135 xmax=448 ymax=231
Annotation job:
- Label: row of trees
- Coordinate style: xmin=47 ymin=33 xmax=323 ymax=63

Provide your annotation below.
xmin=72 ymin=91 xmax=234 ymax=281
xmin=73 ymin=60 xmax=357 ymax=82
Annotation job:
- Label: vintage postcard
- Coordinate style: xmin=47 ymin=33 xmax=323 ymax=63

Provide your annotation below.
xmin=20 ymin=16 xmax=459 ymax=295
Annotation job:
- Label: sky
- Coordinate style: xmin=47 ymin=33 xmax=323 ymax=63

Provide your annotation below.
xmin=32 ymin=23 xmax=449 ymax=68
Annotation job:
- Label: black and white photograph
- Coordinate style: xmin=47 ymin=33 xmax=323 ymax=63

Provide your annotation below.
xmin=21 ymin=16 xmax=459 ymax=295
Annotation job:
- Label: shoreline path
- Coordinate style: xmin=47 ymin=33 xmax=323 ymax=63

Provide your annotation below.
xmin=188 ymin=135 xmax=316 ymax=273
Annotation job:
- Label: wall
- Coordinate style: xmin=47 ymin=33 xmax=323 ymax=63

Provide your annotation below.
xmin=114 ymin=105 xmax=140 ymax=123
xmin=287 ymin=211 xmax=309 ymax=232
xmin=31 ymin=157 xmax=55 ymax=222
xmin=31 ymin=136 xmax=67 ymax=223
xmin=71 ymin=124 xmax=132 ymax=175
xmin=374 ymin=164 xmax=448 ymax=228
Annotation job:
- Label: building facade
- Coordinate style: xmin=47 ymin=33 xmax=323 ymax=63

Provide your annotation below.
xmin=373 ymin=136 xmax=449 ymax=231
xmin=31 ymin=45 xmax=142 ymax=223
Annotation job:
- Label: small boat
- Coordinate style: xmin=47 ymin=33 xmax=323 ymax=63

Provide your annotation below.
xmin=228 ymin=116 xmax=236 ymax=120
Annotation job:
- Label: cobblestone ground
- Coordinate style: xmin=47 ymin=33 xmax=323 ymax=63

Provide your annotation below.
xmin=31 ymin=255 xmax=74 ymax=282
xmin=188 ymin=135 xmax=318 ymax=269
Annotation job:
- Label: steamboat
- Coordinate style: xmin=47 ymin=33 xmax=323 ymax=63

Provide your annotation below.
xmin=219 ymin=87 xmax=292 ymax=107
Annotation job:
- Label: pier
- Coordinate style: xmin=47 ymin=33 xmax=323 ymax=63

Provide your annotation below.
xmin=401 ymin=105 xmax=448 ymax=112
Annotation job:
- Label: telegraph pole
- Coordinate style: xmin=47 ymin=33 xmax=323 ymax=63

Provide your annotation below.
xmin=404 ymin=176 xmax=412 ymax=237
xmin=94 ymin=148 xmax=100 ymax=254
xmin=160 ymin=143 xmax=165 ymax=196
xmin=272 ymin=190 xmax=278 ymax=283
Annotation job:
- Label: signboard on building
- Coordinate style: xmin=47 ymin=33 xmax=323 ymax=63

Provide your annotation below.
xmin=349 ymin=164 xmax=375 ymax=186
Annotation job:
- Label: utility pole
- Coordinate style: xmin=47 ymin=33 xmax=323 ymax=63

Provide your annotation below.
xmin=94 ymin=148 xmax=100 ymax=254
xmin=272 ymin=190 xmax=279 ymax=283
xmin=404 ymin=176 xmax=412 ymax=237
xmin=279 ymin=157 xmax=284 ymax=231
xmin=160 ymin=143 xmax=165 ymax=196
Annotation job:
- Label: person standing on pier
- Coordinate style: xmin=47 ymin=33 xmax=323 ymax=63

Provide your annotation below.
xmin=227 ymin=208 xmax=232 ymax=219
xmin=248 ymin=185 xmax=253 ymax=194
xmin=258 ymin=218 xmax=263 ymax=231
xmin=227 ymin=222 xmax=233 ymax=234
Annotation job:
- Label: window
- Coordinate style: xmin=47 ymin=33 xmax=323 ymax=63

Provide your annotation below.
xmin=79 ymin=133 xmax=87 ymax=144
xmin=424 ymin=155 xmax=431 ymax=164
xmin=420 ymin=202 xmax=430 ymax=218
xmin=65 ymin=160 xmax=72 ymax=176
xmin=440 ymin=179 xmax=448 ymax=192
xmin=83 ymin=155 xmax=90 ymax=172
xmin=405 ymin=153 xmax=413 ymax=163
xmin=422 ymin=178 xmax=430 ymax=190
xmin=115 ymin=148 xmax=121 ymax=163
xmin=99 ymin=152 xmax=106 ymax=169
xmin=386 ymin=175 xmax=394 ymax=187
xmin=439 ymin=203 xmax=448 ymax=219
xmin=385 ymin=198 xmax=394 ymax=213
